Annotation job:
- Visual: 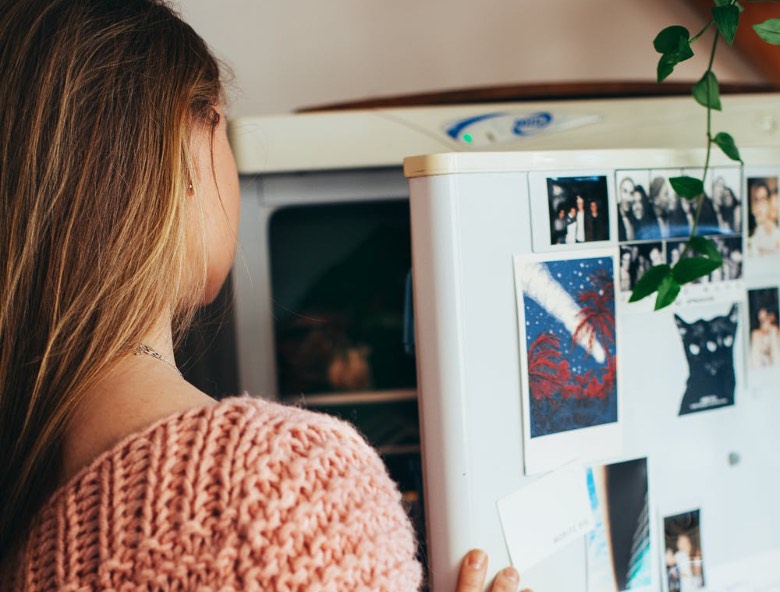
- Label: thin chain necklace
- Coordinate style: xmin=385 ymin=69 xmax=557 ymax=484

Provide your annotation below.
xmin=135 ymin=343 xmax=183 ymax=378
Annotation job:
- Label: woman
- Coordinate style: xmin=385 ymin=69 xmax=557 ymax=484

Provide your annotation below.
xmin=0 ymin=1 xmax=524 ymax=590
xmin=630 ymin=186 xmax=662 ymax=241
xmin=748 ymin=180 xmax=780 ymax=256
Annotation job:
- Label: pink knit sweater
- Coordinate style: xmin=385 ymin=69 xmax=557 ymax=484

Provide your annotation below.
xmin=2 ymin=396 xmax=422 ymax=591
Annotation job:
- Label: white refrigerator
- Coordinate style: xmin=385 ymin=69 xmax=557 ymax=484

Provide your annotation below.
xmin=406 ymin=146 xmax=780 ymax=592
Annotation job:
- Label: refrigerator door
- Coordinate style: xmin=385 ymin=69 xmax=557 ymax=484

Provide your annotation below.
xmin=408 ymin=149 xmax=780 ymax=591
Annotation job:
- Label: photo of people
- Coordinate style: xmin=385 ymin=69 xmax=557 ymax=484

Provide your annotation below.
xmin=586 ymin=458 xmax=651 ymax=592
xmin=547 ymin=176 xmax=610 ymax=245
xmin=618 ymin=169 xmax=741 ymax=247
xmin=618 ymin=242 xmax=664 ymax=292
xmin=649 ymin=174 xmax=691 ymax=239
xmin=663 ymin=510 xmax=705 ymax=592
xmin=666 ymin=236 xmax=743 ymax=283
xmin=747 ymin=176 xmax=780 ymax=257
xmin=710 ymin=172 xmax=742 ymax=235
xmin=748 ymin=287 xmax=780 ymax=370
xmin=616 ymin=174 xmax=663 ymax=241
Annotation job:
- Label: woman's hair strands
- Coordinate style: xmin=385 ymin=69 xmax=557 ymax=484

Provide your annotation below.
xmin=0 ymin=0 xmax=222 ymax=561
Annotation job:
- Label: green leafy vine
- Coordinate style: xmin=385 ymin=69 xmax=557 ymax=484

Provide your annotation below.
xmin=629 ymin=1 xmax=780 ymax=310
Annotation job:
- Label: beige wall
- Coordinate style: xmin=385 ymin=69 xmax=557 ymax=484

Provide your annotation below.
xmin=176 ymin=0 xmax=762 ymax=117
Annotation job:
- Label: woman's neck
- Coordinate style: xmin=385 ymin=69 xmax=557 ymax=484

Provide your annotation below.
xmin=60 ymin=313 xmax=216 ymax=485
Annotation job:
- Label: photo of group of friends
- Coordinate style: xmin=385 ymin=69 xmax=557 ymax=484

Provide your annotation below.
xmin=547 ymin=176 xmax=610 ymax=245
xmin=616 ymin=170 xmax=743 ymax=292
xmin=663 ymin=510 xmax=705 ymax=592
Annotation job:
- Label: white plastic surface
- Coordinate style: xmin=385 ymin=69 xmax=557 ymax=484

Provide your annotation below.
xmin=407 ymin=149 xmax=780 ymax=591
xmin=229 ymin=94 xmax=780 ymax=174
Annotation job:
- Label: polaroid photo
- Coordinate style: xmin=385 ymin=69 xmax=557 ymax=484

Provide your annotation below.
xmin=514 ymin=250 xmax=621 ymax=475
xmin=744 ymin=171 xmax=780 ymax=279
xmin=746 ymin=175 xmax=780 ymax=257
xmin=746 ymin=286 xmax=780 ymax=389
xmin=615 ymin=170 xmax=651 ymax=243
xmin=662 ymin=509 xmax=705 ymax=592
xmin=529 ymin=171 xmax=613 ymax=253
xmin=618 ymin=242 xmax=664 ymax=293
xmin=586 ymin=457 xmax=653 ymax=592
xmin=672 ymin=303 xmax=740 ymax=416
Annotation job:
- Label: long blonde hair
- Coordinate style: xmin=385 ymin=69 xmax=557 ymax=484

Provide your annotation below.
xmin=0 ymin=0 xmax=222 ymax=560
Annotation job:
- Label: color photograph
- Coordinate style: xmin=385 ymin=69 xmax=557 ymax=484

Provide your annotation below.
xmin=547 ymin=176 xmax=610 ymax=245
xmin=747 ymin=287 xmax=780 ymax=390
xmin=586 ymin=458 xmax=652 ymax=592
xmin=747 ymin=176 xmax=780 ymax=257
xmin=663 ymin=510 xmax=705 ymax=592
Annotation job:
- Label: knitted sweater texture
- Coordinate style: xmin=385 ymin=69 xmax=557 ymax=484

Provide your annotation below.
xmin=2 ymin=397 xmax=422 ymax=591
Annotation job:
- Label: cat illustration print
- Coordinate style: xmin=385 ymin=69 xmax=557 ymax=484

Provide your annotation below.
xmin=674 ymin=304 xmax=738 ymax=416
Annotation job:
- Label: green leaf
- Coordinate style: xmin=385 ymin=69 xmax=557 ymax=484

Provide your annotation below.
xmin=654 ymin=26 xmax=691 ymax=54
xmin=629 ymin=264 xmax=671 ymax=303
xmin=713 ymin=131 xmax=743 ymax=163
xmin=712 ymin=5 xmax=739 ymax=45
xmin=692 ymin=71 xmax=722 ymax=110
xmin=754 ymin=18 xmax=780 ymax=44
xmin=654 ymin=26 xmax=694 ymax=82
xmin=655 ymin=275 xmax=681 ymax=310
xmin=657 ymin=55 xmax=676 ymax=82
xmin=672 ymin=256 xmax=722 ymax=285
xmin=688 ymin=236 xmax=724 ymax=264
xmin=713 ymin=0 xmax=732 ymax=6
xmin=670 ymin=176 xmax=704 ymax=199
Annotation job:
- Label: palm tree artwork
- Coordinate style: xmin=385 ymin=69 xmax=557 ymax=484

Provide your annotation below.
xmin=519 ymin=256 xmax=618 ymax=438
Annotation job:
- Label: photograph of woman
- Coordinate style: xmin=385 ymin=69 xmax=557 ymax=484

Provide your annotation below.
xmin=747 ymin=177 xmax=780 ymax=257
xmin=748 ymin=288 xmax=780 ymax=370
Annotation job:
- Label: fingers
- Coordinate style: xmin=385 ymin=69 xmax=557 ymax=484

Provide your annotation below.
xmin=455 ymin=549 xmax=488 ymax=592
xmin=490 ymin=567 xmax=520 ymax=592
xmin=456 ymin=550 xmax=529 ymax=592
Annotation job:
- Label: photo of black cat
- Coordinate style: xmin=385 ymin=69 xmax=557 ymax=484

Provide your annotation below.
xmin=674 ymin=304 xmax=738 ymax=416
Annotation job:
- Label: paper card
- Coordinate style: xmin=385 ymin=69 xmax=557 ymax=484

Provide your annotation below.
xmin=514 ymin=250 xmax=622 ymax=474
xmin=497 ymin=463 xmax=594 ymax=573
xmin=673 ymin=303 xmax=740 ymax=416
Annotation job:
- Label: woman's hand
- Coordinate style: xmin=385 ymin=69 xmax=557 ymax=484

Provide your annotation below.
xmin=455 ymin=549 xmax=530 ymax=592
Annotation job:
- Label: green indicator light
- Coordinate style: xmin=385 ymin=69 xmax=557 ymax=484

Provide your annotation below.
xmin=463 ymin=133 xmax=473 ymax=143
